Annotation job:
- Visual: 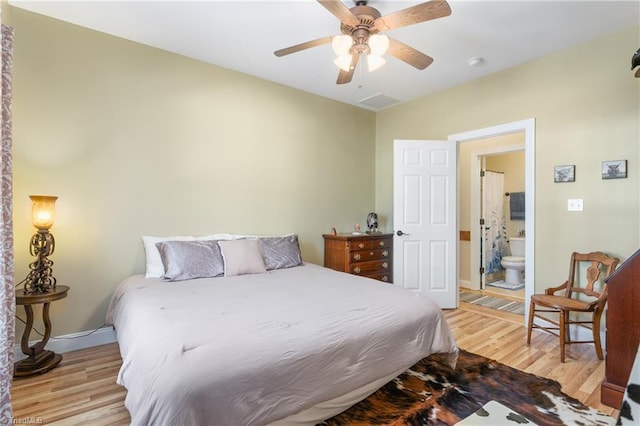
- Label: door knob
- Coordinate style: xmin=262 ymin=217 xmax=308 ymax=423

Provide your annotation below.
xmin=396 ymin=230 xmax=410 ymax=236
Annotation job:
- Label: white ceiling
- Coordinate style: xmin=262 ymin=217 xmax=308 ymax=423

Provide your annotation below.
xmin=9 ymin=0 xmax=640 ymax=111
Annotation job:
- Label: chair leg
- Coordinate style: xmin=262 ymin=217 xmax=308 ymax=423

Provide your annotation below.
xmin=593 ymin=312 xmax=604 ymax=360
xmin=559 ymin=310 xmax=566 ymax=363
xmin=527 ymin=301 xmax=535 ymax=344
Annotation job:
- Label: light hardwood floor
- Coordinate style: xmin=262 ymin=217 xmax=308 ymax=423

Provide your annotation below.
xmin=11 ymin=302 xmax=619 ymax=424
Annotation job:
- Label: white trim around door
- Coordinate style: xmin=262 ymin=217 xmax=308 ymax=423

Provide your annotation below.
xmin=448 ymin=118 xmax=536 ymax=326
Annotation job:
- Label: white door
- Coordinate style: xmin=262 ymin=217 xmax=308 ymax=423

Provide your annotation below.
xmin=393 ymin=140 xmax=457 ymax=308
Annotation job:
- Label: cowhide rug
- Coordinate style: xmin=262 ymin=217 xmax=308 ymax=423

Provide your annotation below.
xmin=321 ymin=349 xmax=614 ymax=425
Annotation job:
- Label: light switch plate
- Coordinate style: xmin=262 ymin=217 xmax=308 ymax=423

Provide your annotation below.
xmin=568 ymin=199 xmax=583 ymax=211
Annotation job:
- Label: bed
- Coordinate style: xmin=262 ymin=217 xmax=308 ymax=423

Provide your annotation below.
xmin=106 ymin=235 xmax=458 ymax=425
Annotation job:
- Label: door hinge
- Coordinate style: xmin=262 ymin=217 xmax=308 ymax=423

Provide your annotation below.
xmin=480 ymin=218 xmax=485 ymax=226
xmin=480 ymin=170 xmax=485 ymax=177
xmin=480 ymin=267 xmax=485 ymax=274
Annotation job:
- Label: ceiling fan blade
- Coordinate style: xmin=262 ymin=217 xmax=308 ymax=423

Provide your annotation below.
xmin=387 ymin=37 xmax=433 ymax=70
xmin=336 ymin=51 xmax=360 ymax=85
xmin=375 ymin=0 xmax=451 ymax=32
xmin=274 ymin=36 xmax=333 ymax=57
xmin=317 ymin=0 xmax=359 ymax=27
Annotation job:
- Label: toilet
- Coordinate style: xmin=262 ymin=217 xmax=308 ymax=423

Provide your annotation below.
xmin=501 ymin=237 xmax=525 ymax=286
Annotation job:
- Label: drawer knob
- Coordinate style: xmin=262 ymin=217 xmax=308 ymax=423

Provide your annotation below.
xmin=382 ymin=250 xmax=388 ymax=257
xmin=379 ymin=241 xmax=386 ymax=247
xmin=382 ymin=262 xmax=389 ymax=269
xmin=381 ymin=276 xmax=389 ymax=282
xmin=358 ymin=243 xmax=365 ymax=249
xmin=353 ymin=266 xmax=361 ymax=274
xmin=353 ymin=253 xmax=361 ymax=261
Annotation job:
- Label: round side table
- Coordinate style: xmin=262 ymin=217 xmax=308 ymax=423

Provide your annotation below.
xmin=14 ymin=285 xmax=69 ymax=377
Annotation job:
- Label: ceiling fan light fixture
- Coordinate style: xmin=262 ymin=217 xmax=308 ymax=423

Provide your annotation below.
xmin=367 ymin=54 xmax=386 ymax=72
xmin=334 ymin=53 xmax=352 ymax=72
xmin=368 ymin=34 xmax=389 ymax=56
xmin=274 ymin=0 xmax=453 ymax=84
xmin=332 ymin=35 xmax=353 ymax=56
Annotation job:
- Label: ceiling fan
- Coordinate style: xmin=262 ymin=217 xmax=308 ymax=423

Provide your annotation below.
xmin=274 ymin=0 xmax=451 ymax=85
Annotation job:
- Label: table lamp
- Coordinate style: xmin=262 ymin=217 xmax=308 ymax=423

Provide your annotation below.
xmin=23 ymin=195 xmax=57 ymax=294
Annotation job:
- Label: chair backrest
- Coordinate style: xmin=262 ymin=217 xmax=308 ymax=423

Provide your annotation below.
xmin=566 ymin=251 xmax=619 ymax=302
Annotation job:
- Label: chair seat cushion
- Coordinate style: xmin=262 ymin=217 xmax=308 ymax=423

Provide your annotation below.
xmin=531 ymin=294 xmax=595 ymax=311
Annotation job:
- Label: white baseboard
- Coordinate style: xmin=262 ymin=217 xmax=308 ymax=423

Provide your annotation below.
xmin=14 ymin=326 xmax=117 ymax=361
xmin=459 ymin=279 xmax=472 ymax=289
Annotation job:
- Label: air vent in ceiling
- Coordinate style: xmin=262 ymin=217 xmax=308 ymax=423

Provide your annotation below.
xmin=358 ymin=93 xmax=401 ymax=110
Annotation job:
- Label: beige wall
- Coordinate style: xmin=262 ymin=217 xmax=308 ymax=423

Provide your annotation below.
xmin=376 ymin=26 xmax=640 ymax=292
xmin=486 ymin=151 xmax=526 ymax=238
xmin=9 ymin=8 xmax=376 ymax=336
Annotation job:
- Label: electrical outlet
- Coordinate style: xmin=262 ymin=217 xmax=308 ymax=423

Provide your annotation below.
xmin=568 ymin=199 xmax=584 ymax=211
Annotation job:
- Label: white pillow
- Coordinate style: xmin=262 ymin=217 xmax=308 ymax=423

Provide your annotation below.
xmin=196 ymin=233 xmax=236 ymax=241
xmin=142 ymin=236 xmax=195 ymax=278
xmin=218 ymin=239 xmax=267 ymax=277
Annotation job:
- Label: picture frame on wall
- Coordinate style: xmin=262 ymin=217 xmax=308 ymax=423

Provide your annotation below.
xmin=602 ymin=160 xmax=627 ymax=179
xmin=554 ymin=165 xmax=575 ymax=183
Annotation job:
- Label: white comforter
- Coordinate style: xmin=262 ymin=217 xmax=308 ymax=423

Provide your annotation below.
xmin=106 ymin=264 xmax=458 ymax=425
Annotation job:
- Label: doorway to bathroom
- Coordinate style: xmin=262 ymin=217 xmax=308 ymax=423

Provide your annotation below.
xmin=450 ymin=119 xmax=534 ymax=324
xmin=453 ymin=125 xmax=531 ymax=309
xmin=480 ymin=150 xmax=526 ymax=301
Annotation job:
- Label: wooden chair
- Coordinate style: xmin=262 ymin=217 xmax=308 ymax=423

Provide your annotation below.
xmin=527 ymin=251 xmax=619 ymax=362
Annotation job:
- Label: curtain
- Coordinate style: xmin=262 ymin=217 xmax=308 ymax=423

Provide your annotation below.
xmin=483 ymin=171 xmax=507 ymax=277
xmin=0 ymin=24 xmax=15 ymax=423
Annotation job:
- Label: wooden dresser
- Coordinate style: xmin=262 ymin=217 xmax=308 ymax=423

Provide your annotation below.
xmin=601 ymin=248 xmax=640 ymax=408
xmin=323 ymin=233 xmax=393 ymax=283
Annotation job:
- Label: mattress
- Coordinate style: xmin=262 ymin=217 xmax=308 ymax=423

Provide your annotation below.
xmin=106 ymin=263 xmax=458 ymax=425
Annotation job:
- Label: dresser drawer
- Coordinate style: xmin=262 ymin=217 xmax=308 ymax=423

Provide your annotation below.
xmin=349 ymin=237 xmax=392 ymax=251
xmin=350 ymin=248 xmax=391 ymax=262
xmin=350 ymin=259 xmax=391 ymax=276
xmin=366 ymin=272 xmax=392 ymax=283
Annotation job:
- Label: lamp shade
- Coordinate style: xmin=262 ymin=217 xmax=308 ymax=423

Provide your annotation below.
xmin=368 ymin=34 xmax=389 ymax=56
xmin=367 ymin=54 xmax=386 ymax=72
xmin=30 ymin=195 xmax=57 ymax=230
xmin=334 ymin=54 xmax=352 ymax=72
xmin=332 ymin=35 xmax=353 ymax=56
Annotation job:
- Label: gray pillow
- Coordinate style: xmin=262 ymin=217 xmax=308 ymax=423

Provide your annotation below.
xmin=259 ymin=234 xmax=303 ymax=270
xmin=156 ymin=240 xmax=224 ymax=281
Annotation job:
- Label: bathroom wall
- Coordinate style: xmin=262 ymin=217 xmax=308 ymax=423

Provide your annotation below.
xmin=486 ymin=151 xmax=526 ymax=240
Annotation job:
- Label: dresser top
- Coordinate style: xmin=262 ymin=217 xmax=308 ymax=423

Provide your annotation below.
xmin=322 ymin=232 xmax=393 ymax=241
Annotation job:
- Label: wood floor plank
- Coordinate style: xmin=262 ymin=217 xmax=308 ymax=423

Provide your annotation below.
xmin=10 ymin=302 xmax=619 ymax=424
